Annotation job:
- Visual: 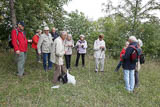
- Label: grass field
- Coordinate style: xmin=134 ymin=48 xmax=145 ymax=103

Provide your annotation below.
xmin=0 ymin=49 xmax=160 ymax=107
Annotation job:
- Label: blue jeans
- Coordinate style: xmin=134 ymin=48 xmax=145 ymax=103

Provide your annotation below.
xmin=123 ymin=70 xmax=135 ymax=91
xmin=43 ymin=53 xmax=52 ymax=71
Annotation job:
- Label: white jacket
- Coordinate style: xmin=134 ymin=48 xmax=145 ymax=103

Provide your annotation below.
xmin=37 ymin=33 xmax=53 ymax=53
xmin=64 ymin=39 xmax=74 ymax=55
xmin=76 ymin=40 xmax=87 ymax=54
xmin=50 ymin=37 xmax=65 ymax=65
xmin=94 ymin=39 xmax=106 ymax=59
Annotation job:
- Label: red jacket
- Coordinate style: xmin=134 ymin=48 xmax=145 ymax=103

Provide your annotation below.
xmin=120 ymin=48 xmax=126 ymax=61
xmin=32 ymin=34 xmax=39 ymax=49
xmin=11 ymin=28 xmax=28 ymax=52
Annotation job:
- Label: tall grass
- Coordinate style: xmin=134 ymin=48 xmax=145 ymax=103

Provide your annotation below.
xmin=0 ymin=49 xmax=160 ymax=107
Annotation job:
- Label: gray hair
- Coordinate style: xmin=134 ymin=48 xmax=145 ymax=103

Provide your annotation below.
xmin=68 ymin=34 xmax=72 ymax=37
xmin=129 ymin=36 xmax=137 ymax=42
xmin=60 ymin=31 xmax=67 ymax=36
xmin=138 ymin=39 xmax=143 ymax=47
xmin=36 ymin=29 xmax=42 ymax=33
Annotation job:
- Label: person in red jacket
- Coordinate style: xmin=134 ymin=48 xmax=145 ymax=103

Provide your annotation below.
xmin=32 ymin=30 xmax=42 ymax=63
xmin=114 ymin=41 xmax=129 ymax=72
xmin=11 ymin=22 xmax=32 ymax=77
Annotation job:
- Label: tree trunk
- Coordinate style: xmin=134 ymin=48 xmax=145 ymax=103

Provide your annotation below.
xmin=132 ymin=0 xmax=139 ymax=34
xmin=9 ymin=0 xmax=17 ymax=28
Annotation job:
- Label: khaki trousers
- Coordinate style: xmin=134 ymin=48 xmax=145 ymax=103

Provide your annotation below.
xmin=52 ymin=64 xmax=66 ymax=84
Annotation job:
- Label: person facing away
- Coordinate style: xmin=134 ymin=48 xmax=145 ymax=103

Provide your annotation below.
xmin=94 ymin=34 xmax=106 ymax=73
xmin=11 ymin=21 xmax=32 ymax=77
xmin=134 ymin=39 xmax=143 ymax=88
xmin=64 ymin=34 xmax=74 ymax=70
xmin=75 ymin=35 xmax=88 ymax=67
xmin=114 ymin=41 xmax=129 ymax=72
xmin=51 ymin=27 xmax=59 ymax=41
xmin=32 ymin=29 xmax=42 ymax=63
xmin=37 ymin=27 xmax=53 ymax=72
xmin=122 ymin=36 xmax=139 ymax=92
xmin=50 ymin=31 xmax=68 ymax=84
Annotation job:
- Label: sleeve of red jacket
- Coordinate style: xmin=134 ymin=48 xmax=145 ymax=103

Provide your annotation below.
xmin=120 ymin=48 xmax=125 ymax=58
xmin=11 ymin=29 xmax=19 ymax=51
xmin=32 ymin=35 xmax=38 ymax=44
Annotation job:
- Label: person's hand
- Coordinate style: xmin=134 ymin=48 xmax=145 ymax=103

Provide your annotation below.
xmin=28 ymin=40 xmax=32 ymax=43
xmin=100 ymin=46 xmax=104 ymax=49
xmin=16 ymin=50 xmax=20 ymax=55
xmin=38 ymin=53 xmax=41 ymax=55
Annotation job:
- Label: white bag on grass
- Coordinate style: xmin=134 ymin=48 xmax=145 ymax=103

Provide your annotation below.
xmin=51 ymin=85 xmax=60 ymax=89
xmin=67 ymin=71 xmax=76 ymax=85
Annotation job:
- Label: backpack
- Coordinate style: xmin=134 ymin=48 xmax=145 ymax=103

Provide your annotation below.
xmin=129 ymin=45 xmax=141 ymax=62
xmin=8 ymin=29 xmax=19 ymax=48
xmin=58 ymin=73 xmax=68 ymax=84
xmin=140 ymin=53 xmax=145 ymax=64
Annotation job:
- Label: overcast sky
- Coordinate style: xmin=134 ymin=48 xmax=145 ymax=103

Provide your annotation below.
xmin=64 ymin=0 xmax=160 ymax=20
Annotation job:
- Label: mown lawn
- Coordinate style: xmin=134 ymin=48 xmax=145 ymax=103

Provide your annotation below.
xmin=0 ymin=49 xmax=160 ymax=107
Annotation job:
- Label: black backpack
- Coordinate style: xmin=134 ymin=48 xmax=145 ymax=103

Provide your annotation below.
xmin=140 ymin=53 xmax=145 ymax=64
xmin=8 ymin=29 xmax=19 ymax=48
xmin=58 ymin=73 xmax=68 ymax=84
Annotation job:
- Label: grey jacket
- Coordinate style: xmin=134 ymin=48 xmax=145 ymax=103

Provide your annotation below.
xmin=37 ymin=33 xmax=53 ymax=54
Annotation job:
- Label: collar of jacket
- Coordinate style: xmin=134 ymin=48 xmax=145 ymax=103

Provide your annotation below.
xmin=129 ymin=42 xmax=137 ymax=46
xmin=78 ymin=40 xmax=85 ymax=43
xmin=97 ymin=39 xmax=104 ymax=42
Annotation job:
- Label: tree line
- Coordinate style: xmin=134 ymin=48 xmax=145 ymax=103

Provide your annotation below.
xmin=0 ymin=0 xmax=160 ymax=58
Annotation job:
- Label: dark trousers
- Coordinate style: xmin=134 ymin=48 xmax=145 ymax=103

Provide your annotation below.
xmin=65 ymin=55 xmax=71 ymax=69
xmin=43 ymin=53 xmax=52 ymax=71
xmin=135 ymin=70 xmax=139 ymax=87
xmin=114 ymin=61 xmax=122 ymax=72
xmin=75 ymin=52 xmax=85 ymax=67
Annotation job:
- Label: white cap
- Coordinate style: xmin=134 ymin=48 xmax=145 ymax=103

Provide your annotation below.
xmin=80 ymin=34 xmax=85 ymax=38
xmin=138 ymin=39 xmax=143 ymax=47
xmin=129 ymin=36 xmax=137 ymax=42
xmin=44 ymin=26 xmax=49 ymax=31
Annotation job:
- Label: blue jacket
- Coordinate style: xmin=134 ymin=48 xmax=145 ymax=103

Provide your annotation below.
xmin=51 ymin=32 xmax=59 ymax=41
xmin=122 ymin=42 xmax=138 ymax=70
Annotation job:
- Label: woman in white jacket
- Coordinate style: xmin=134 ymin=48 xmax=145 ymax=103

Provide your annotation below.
xmin=94 ymin=34 xmax=106 ymax=73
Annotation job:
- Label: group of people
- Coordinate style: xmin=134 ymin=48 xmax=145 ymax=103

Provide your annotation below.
xmin=11 ymin=21 xmax=144 ymax=92
xmin=114 ymin=36 xmax=144 ymax=92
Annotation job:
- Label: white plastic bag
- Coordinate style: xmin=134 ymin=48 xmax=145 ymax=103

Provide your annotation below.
xmin=67 ymin=71 xmax=76 ymax=85
xmin=51 ymin=85 xmax=60 ymax=89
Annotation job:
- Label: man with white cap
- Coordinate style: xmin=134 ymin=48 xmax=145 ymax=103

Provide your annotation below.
xmin=50 ymin=31 xmax=68 ymax=84
xmin=122 ymin=36 xmax=139 ymax=92
xmin=64 ymin=34 xmax=74 ymax=70
xmin=75 ymin=34 xmax=88 ymax=67
xmin=37 ymin=26 xmax=53 ymax=72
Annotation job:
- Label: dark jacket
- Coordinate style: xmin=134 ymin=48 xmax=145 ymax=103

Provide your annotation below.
xmin=51 ymin=32 xmax=59 ymax=41
xmin=122 ymin=42 xmax=138 ymax=70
